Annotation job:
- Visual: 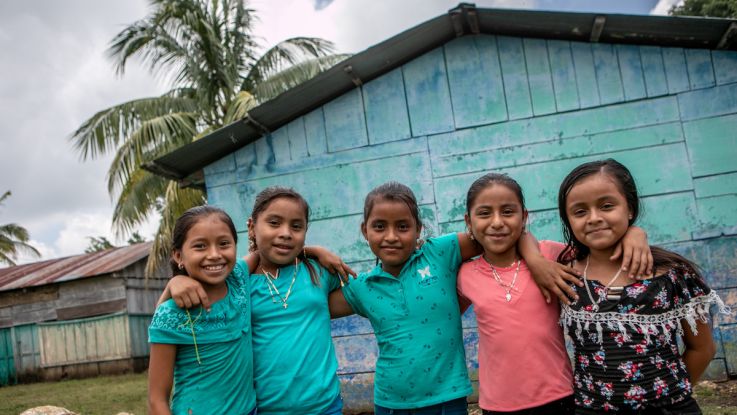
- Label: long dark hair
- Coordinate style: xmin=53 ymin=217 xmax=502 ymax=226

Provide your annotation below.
xmin=466 ymin=172 xmax=526 ymax=214
xmin=249 ymin=186 xmax=319 ymax=285
xmin=556 ymin=159 xmax=702 ymax=276
xmin=171 ymin=205 xmax=237 ymax=275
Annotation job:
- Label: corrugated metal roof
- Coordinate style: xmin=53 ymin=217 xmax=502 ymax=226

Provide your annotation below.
xmin=0 ymin=242 xmax=153 ymax=292
xmin=144 ymin=3 xmax=737 ymax=185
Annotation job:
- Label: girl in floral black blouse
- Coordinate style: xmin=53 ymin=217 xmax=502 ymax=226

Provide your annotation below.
xmin=556 ymin=159 xmax=729 ymax=414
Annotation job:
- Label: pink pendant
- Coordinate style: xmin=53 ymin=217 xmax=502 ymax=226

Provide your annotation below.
xmin=505 ymin=293 xmax=512 ymax=302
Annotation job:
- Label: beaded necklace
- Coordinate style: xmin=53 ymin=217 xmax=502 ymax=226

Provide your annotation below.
xmin=262 ymin=257 xmax=299 ymax=309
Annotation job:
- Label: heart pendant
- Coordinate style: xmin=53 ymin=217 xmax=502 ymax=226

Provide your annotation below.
xmin=505 ymin=293 xmax=512 ymax=302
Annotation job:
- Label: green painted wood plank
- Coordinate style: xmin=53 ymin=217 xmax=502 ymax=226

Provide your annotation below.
xmin=233 ymin=142 xmax=256 ymax=169
xmin=235 ymin=152 xmax=434 ymax=223
xmin=203 ymin=152 xmax=235 ymax=176
xmin=304 ymin=108 xmax=328 ymax=156
xmin=662 ymin=47 xmax=690 ymax=94
xmin=694 ymin=172 xmax=737 ymax=198
xmin=428 ymin=96 xmax=679 ymax=157
xmin=324 ymin=88 xmax=369 ymax=152
xmin=270 ymin=127 xmax=291 ymax=161
xmin=592 ymin=43 xmax=625 ymax=105
xmin=678 ymin=83 xmax=737 ymax=122
xmin=683 ymin=113 xmax=737 ymax=177
xmin=403 ymin=47 xmax=455 ymax=136
xmin=697 ymin=195 xmax=737 ymax=234
xmin=616 ymin=45 xmax=646 ymax=101
xmin=432 ymin=122 xmax=684 ymax=178
xmin=497 ymin=36 xmax=533 ymax=120
xmin=712 ymin=50 xmax=737 ymax=85
xmin=287 ymin=117 xmax=308 ymax=160
xmin=433 ymin=144 xmax=693 ymax=222
xmin=639 ymin=46 xmax=668 ymax=97
xmin=254 ymin=135 xmax=274 ymax=166
xmin=524 ymin=38 xmax=556 ymax=115
xmin=363 ymin=67 xmax=411 ymax=145
xmin=445 ymin=35 xmax=507 ymax=128
xmin=548 ymin=40 xmax=580 ymax=112
xmin=207 ymin=184 xmax=249 ymax=232
xmin=570 ymin=42 xmax=600 ymax=108
xmin=685 ymin=49 xmax=715 ymax=90
xmin=527 ymin=209 xmax=563 ymax=243
xmin=638 ymin=193 xmax=699 ymax=244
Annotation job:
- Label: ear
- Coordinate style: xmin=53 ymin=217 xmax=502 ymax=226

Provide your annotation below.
xmin=360 ymin=222 xmax=368 ymax=240
xmin=464 ymin=213 xmax=471 ymax=231
xmin=172 ymin=249 xmax=183 ymax=267
xmin=247 ymin=217 xmax=254 ymax=234
xmin=522 ymin=209 xmax=529 ymax=231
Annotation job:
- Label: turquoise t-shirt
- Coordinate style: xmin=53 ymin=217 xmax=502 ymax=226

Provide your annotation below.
xmin=148 ymin=259 xmax=256 ymax=415
xmin=250 ymin=259 xmax=342 ymax=414
xmin=341 ymin=233 xmax=472 ymax=409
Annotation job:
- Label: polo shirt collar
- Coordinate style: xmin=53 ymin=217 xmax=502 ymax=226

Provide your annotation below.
xmin=365 ymin=248 xmax=424 ymax=280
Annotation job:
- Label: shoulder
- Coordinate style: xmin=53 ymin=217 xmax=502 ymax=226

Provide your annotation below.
xmin=150 ymin=300 xmax=188 ymax=331
xmin=538 ymin=240 xmax=566 ymax=261
xmin=419 ymin=233 xmax=461 ymax=261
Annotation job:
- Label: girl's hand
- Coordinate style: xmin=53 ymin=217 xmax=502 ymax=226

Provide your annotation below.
xmin=168 ymin=275 xmax=210 ymax=311
xmin=305 ymin=246 xmax=357 ymax=285
xmin=612 ymin=226 xmax=653 ymax=279
xmin=526 ymin=255 xmax=582 ymax=305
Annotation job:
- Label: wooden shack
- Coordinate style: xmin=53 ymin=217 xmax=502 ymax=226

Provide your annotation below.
xmin=0 ymin=242 xmax=167 ymax=385
xmin=145 ymin=5 xmax=737 ymax=412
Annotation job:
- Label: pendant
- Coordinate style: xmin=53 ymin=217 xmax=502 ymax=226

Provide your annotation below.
xmin=283 ymin=303 xmax=288 ymax=309
xmin=505 ymin=293 xmax=512 ymax=302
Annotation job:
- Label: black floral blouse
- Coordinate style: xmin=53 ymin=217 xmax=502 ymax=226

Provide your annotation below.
xmin=560 ymin=265 xmax=728 ymax=412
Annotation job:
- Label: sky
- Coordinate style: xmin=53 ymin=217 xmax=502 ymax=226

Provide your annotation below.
xmin=0 ymin=0 xmax=680 ymax=264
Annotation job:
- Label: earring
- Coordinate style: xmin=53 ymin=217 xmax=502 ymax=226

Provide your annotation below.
xmin=178 ymin=263 xmax=184 ymax=270
xmin=467 ymin=229 xmax=475 ymax=241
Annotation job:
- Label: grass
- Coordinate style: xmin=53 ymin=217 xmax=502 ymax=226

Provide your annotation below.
xmin=0 ymin=373 xmax=147 ymax=415
xmin=1 ymin=373 xmax=736 ymax=415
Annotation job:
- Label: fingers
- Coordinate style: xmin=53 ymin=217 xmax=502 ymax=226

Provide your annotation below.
xmin=539 ymin=286 xmax=551 ymax=304
xmin=558 ymin=265 xmax=583 ymax=286
xmin=611 ymin=243 xmax=623 ymax=261
xmin=645 ymin=250 xmax=654 ymax=277
xmin=344 ymin=263 xmax=357 ymax=278
xmin=196 ymin=285 xmax=211 ymax=312
xmin=555 ymin=279 xmax=579 ymax=305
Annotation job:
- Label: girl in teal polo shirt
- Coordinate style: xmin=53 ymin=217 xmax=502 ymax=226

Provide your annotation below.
xmin=148 ymin=206 xmax=257 ymax=415
xmin=162 ymin=187 xmax=352 ymax=415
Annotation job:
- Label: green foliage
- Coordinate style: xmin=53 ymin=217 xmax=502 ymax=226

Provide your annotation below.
xmin=670 ymin=0 xmax=737 ymax=18
xmin=70 ymin=0 xmax=347 ymax=276
xmin=127 ymin=231 xmax=146 ymax=245
xmin=84 ymin=236 xmax=116 ymax=253
xmin=0 ymin=191 xmax=40 ymax=267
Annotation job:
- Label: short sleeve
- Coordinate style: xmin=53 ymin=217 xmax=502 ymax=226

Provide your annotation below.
xmin=341 ymin=278 xmax=367 ymax=318
xmin=421 ymin=233 xmax=462 ymax=274
xmin=670 ymin=264 xmax=712 ymax=305
xmin=148 ymin=300 xmax=198 ymax=345
xmin=312 ymin=260 xmax=342 ymax=293
xmin=539 ymin=240 xmax=566 ymax=262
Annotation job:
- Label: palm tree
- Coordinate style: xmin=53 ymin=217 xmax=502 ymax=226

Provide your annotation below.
xmin=0 ymin=191 xmax=41 ymax=267
xmin=70 ymin=0 xmax=348 ymax=275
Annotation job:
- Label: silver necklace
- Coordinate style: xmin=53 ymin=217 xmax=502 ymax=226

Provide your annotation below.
xmin=261 ymin=258 xmax=299 ymax=309
xmin=487 ymin=258 xmax=521 ymax=302
xmin=582 ymin=256 xmax=623 ymax=312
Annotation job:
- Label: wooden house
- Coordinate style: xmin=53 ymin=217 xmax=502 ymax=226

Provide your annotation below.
xmin=145 ymin=5 xmax=737 ymax=412
xmin=0 ymin=242 xmax=167 ymax=385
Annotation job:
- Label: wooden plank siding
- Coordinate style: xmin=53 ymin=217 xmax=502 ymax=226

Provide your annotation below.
xmin=202 ymin=35 xmax=737 ymax=408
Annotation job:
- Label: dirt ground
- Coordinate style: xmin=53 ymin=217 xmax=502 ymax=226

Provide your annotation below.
xmin=464 ymin=380 xmax=737 ymax=414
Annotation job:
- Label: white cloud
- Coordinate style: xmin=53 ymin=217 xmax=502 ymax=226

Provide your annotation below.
xmin=650 ymin=0 xmax=682 ymax=15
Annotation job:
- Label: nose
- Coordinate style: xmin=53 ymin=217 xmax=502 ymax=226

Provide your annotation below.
xmin=385 ymin=227 xmax=399 ymax=242
xmin=587 ymin=209 xmax=602 ymax=224
xmin=491 ymin=213 xmax=504 ymax=228
xmin=206 ymin=245 xmax=222 ymax=258
xmin=277 ymin=224 xmax=292 ymax=239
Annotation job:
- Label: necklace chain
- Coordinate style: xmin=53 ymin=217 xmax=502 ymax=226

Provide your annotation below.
xmin=582 ymin=256 xmax=623 ymax=312
xmin=262 ymin=258 xmax=299 ymax=309
xmin=487 ymin=258 xmax=521 ymax=303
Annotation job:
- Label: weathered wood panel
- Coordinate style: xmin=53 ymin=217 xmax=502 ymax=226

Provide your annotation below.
xmin=324 ymin=88 xmax=368 ymax=152
xmin=712 ymin=50 xmax=737 ymax=85
xmin=498 ymin=36 xmax=533 ymax=119
xmin=663 ymin=47 xmax=690 ymax=94
xmin=593 ymin=43 xmax=624 ymax=105
xmin=270 ymin=126 xmax=291 ymax=161
xmin=524 ymin=38 xmax=556 ymax=115
xmin=39 ymin=313 xmax=131 ymax=367
xmin=287 ymin=117 xmax=309 ymax=160
xmin=617 ymin=45 xmax=647 ymax=101
xmin=0 ymin=327 xmax=14 ymax=385
xmin=363 ymin=67 xmax=411 ymax=145
xmin=304 ymin=107 xmax=329 ymax=156
xmin=639 ymin=46 xmax=669 ymax=97
xmin=570 ymin=42 xmax=600 ymax=108
xmin=685 ymin=49 xmax=715 ymax=90
xmin=548 ymin=40 xmax=580 ymax=112
xmin=13 ymin=324 xmax=40 ymax=374
xmin=678 ymin=83 xmax=737 ymax=122
xmin=56 ymin=298 xmax=127 ymax=321
xmin=403 ymin=48 xmax=455 ymax=136
xmin=445 ymin=35 xmax=507 ymax=128
xmin=682 ymin=113 xmax=737 ymax=177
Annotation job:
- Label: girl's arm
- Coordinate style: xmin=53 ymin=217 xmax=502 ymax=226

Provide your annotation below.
xmin=148 ymin=343 xmax=176 ymax=415
xmin=612 ymin=226 xmax=653 ymax=279
xmin=519 ymin=232 xmax=582 ymax=305
xmin=681 ymin=320 xmax=717 ymax=383
xmin=161 ymin=276 xmax=211 ymax=312
xmin=456 ymin=232 xmax=483 ymax=261
xmin=328 ymin=288 xmax=355 ymax=318
xmin=304 ymin=245 xmax=357 ymax=283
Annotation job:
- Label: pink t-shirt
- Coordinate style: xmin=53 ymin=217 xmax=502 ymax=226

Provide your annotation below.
xmin=457 ymin=241 xmax=573 ymax=411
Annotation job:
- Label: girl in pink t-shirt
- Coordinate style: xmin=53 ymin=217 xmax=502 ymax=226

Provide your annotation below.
xmin=457 ymin=173 xmax=650 ymax=415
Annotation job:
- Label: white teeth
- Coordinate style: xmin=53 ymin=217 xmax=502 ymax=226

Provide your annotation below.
xmin=204 ymin=265 xmax=224 ymax=271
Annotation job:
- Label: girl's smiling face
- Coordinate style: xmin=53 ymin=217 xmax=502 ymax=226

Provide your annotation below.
xmin=249 ymin=197 xmax=307 ymax=272
xmin=565 ymin=173 xmax=632 ymax=256
xmin=173 ymin=214 xmax=236 ymax=287
xmin=362 ymin=198 xmax=421 ymax=276
xmin=465 ymin=184 xmax=527 ymax=266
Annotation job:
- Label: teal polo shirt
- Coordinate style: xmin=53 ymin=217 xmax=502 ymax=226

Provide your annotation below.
xmin=342 ymin=233 xmax=472 ymax=409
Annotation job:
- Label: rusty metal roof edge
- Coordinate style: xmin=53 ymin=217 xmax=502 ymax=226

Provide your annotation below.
xmin=0 ymin=242 xmax=153 ymax=292
xmin=147 ymin=4 xmax=737 ymax=184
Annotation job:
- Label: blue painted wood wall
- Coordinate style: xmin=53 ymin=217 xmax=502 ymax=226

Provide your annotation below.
xmin=202 ymin=35 xmax=737 ymax=412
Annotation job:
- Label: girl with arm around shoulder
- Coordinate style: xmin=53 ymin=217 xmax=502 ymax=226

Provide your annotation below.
xmin=557 ymin=159 xmax=727 ymax=414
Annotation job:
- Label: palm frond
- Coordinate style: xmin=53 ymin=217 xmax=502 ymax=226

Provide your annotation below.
xmin=250 ymin=54 xmax=350 ymax=102
xmin=223 ymin=91 xmax=257 ymax=124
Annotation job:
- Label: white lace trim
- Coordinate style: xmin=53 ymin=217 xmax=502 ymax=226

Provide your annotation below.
xmin=560 ymin=291 xmax=731 ymax=345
